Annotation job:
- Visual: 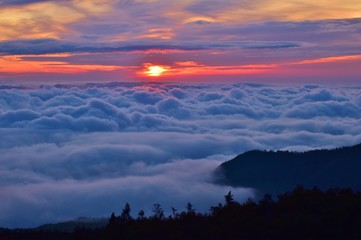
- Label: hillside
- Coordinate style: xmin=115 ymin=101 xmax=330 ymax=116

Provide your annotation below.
xmin=2 ymin=187 xmax=361 ymax=240
xmin=36 ymin=217 xmax=107 ymax=232
xmin=215 ymin=143 xmax=361 ymax=196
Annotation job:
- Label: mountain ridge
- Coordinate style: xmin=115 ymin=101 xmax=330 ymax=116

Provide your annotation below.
xmin=35 ymin=217 xmax=108 ymax=232
xmin=214 ymin=143 xmax=361 ymax=196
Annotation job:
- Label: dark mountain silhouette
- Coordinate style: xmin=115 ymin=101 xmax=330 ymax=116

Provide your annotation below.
xmin=214 ymin=143 xmax=361 ymax=196
xmin=36 ymin=217 xmax=107 ymax=232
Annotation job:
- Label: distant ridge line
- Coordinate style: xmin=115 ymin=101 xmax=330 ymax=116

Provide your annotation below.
xmin=215 ymin=142 xmax=361 ymax=196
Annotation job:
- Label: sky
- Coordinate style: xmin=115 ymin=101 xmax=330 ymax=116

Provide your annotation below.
xmin=0 ymin=0 xmax=360 ymax=83
xmin=1 ymin=0 xmax=361 ymax=228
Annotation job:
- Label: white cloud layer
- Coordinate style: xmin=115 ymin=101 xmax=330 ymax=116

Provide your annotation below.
xmin=1 ymin=82 xmax=361 ymax=228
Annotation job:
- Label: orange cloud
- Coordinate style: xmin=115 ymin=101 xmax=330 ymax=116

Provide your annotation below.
xmin=136 ymin=28 xmax=176 ymax=40
xmin=182 ymin=16 xmax=217 ymax=24
xmin=291 ymin=55 xmax=361 ymax=65
xmin=137 ymin=61 xmax=277 ymax=78
xmin=139 ymin=0 xmax=361 ymax=28
xmin=0 ymin=55 xmax=126 ymax=74
xmin=208 ymin=0 xmax=361 ymax=23
xmin=18 ymin=53 xmax=74 ymax=58
xmin=0 ymin=2 xmax=83 ymax=40
xmin=72 ymin=0 xmax=115 ymax=15
xmin=0 ymin=0 xmax=117 ymax=41
xmin=174 ymin=61 xmax=200 ymax=67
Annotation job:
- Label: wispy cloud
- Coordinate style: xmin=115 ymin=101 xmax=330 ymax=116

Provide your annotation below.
xmin=292 ymin=55 xmax=361 ymax=65
xmin=0 ymin=0 xmax=55 ymax=6
xmin=0 ymin=39 xmax=304 ymax=56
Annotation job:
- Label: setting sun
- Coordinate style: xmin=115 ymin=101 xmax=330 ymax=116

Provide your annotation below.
xmin=145 ymin=65 xmax=167 ymax=77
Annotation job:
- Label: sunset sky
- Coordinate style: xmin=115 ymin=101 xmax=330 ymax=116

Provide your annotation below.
xmin=0 ymin=0 xmax=361 ymax=83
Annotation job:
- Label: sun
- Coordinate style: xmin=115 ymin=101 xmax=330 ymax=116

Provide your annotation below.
xmin=145 ymin=65 xmax=167 ymax=77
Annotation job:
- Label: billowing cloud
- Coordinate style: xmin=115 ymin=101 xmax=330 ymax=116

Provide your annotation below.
xmin=0 ymin=82 xmax=361 ymax=227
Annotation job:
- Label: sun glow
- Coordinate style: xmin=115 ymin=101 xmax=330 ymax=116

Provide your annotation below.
xmin=145 ymin=65 xmax=167 ymax=77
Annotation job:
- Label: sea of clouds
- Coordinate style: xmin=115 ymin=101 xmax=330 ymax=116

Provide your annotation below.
xmin=1 ymin=82 xmax=361 ymax=228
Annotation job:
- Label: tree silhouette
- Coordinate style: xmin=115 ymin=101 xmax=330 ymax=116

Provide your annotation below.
xmin=152 ymin=203 xmax=164 ymax=220
xmin=210 ymin=203 xmax=223 ymax=215
xmin=3 ymin=187 xmax=361 ymax=240
xmin=224 ymin=191 xmax=234 ymax=205
xmin=137 ymin=210 xmax=145 ymax=220
xmin=171 ymin=207 xmax=178 ymax=219
xmin=120 ymin=202 xmax=132 ymax=222
xmin=108 ymin=212 xmax=117 ymax=225
xmin=186 ymin=202 xmax=196 ymax=215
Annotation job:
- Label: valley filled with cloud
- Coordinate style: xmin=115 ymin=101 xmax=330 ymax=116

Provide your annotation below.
xmin=1 ymin=82 xmax=361 ymax=227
